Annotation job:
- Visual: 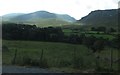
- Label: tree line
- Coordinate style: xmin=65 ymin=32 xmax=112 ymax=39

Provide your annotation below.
xmin=91 ymin=26 xmax=116 ymax=34
xmin=2 ymin=23 xmax=64 ymax=42
xmin=2 ymin=23 xmax=120 ymax=52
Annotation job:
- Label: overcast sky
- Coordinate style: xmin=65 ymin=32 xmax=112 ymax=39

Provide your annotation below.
xmin=0 ymin=0 xmax=119 ymax=20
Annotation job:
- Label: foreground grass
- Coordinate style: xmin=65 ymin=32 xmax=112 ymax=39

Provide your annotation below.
xmin=3 ymin=40 xmax=89 ymax=65
xmin=2 ymin=40 xmax=119 ymax=72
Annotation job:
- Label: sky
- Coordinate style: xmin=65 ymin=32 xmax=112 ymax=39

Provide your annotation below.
xmin=0 ymin=0 xmax=119 ymax=20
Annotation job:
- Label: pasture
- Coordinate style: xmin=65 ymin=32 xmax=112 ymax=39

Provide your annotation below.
xmin=2 ymin=40 xmax=119 ymax=72
xmin=63 ymin=29 xmax=116 ymax=40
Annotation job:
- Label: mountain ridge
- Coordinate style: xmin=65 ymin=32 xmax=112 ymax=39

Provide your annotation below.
xmin=2 ymin=11 xmax=76 ymax=27
xmin=78 ymin=9 xmax=119 ymax=28
xmin=2 ymin=11 xmax=76 ymax=22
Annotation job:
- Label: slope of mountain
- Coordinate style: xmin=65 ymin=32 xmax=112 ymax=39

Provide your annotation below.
xmin=9 ymin=11 xmax=57 ymax=22
xmin=2 ymin=13 xmax=24 ymax=21
xmin=78 ymin=9 xmax=119 ymax=28
xmin=2 ymin=11 xmax=76 ymax=27
xmin=56 ymin=14 xmax=76 ymax=22
xmin=19 ymin=18 xmax=71 ymax=27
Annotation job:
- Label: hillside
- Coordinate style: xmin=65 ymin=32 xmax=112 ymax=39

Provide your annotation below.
xmin=2 ymin=13 xmax=24 ymax=21
xmin=2 ymin=11 xmax=76 ymax=27
xmin=19 ymin=18 xmax=71 ymax=27
xmin=78 ymin=9 xmax=119 ymax=28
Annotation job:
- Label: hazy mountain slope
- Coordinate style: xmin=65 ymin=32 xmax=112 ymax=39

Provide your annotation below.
xmin=56 ymin=14 xmax=76 ymax=22
xmin=2 ymin=13 xmax=24 ymax=21
xmin=2 ymin=11 xmax=76 ymax=27
xmin=10 ymin=11 xmax=57 ymax=22
xmin=7 ymin=11 xmax=76 ymax=22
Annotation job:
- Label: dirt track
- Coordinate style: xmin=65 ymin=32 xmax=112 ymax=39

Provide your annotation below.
xmin=2 ymin=65 xmax=62 ymax=73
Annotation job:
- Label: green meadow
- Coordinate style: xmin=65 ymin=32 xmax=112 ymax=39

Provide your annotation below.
xmin=2 ymin=40 xmax=119 ymax=72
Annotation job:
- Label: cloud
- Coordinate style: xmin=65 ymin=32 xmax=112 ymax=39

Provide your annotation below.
xmin=0 ymin=0 xmax=119 ymax=19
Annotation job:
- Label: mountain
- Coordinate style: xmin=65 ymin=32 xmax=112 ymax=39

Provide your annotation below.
xmin=2 ymin=13 xmax=24 ymax=21
xmin=9 ymin=11 xmax=56 ymax=21
xmin=78 ymin=9 xmax=119 ymax=28
xmin=56 ymin=14 xmax=76 ymax=22
xmin=2 ymin=11 xmax=76 ymax=27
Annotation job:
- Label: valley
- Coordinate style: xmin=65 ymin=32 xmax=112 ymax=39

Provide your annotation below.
xmin=2 ymin=8 xmax=120 ymax=73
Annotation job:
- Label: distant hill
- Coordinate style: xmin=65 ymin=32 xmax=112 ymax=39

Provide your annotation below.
xmin=56 ymin=14 xmax=76 ymax=22
xmin=2 ymin=11 xmax=76 ymax=27
xmin=2 ymin=13 xmax=24 ymax=21
xmin=78 ymin=9 xmax=119 ymax=28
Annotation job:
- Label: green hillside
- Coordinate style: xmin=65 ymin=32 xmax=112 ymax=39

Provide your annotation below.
xmin=6 ymin=18 xmax=71 ymax=27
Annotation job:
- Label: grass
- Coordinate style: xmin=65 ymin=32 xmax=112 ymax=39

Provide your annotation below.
xmin=62 ymin=29 xmax=116 ymax=40
xmin=2 ymin=40 xmax=119 ymax=72
xmin=86 ymin=34 xmax=115 ymax=40
xmin=10 ymin=18 xmax=71 ymax=27
xmin=3 ymin=40 xmax=89 ymax=65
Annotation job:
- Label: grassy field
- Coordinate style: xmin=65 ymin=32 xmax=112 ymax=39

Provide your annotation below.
xmin=6 ymin=18 xmax=72 ymax=27
xmin=2 ymin=40 xmax=119 ymax=72
xmin=63 ymin=29 xmax=116 ymax=40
